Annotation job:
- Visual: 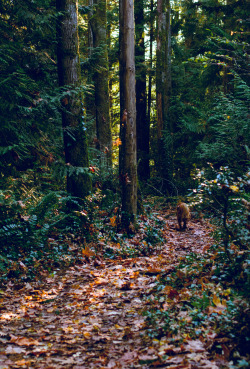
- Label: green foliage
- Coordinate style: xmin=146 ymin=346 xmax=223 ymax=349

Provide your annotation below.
xmin=168 ymin=0 xmax=249 ymax=193
xmin=0 ymin=189 xmax=98 ymax=284
xmin=143 ymin=215 xmax=165 ymax=246
xmin=197 ymin=76 xmax=249 ymax=173
xmin=191 ymin=164 xmax=250 ymax=252
xmin=0 ymin=0 xmax=64 ymax=183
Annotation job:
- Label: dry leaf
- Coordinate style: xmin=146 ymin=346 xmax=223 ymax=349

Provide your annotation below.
xmin=185 ymin=339 xmax=205 ymax=353
xmin=5 ymin=346 xmax=26 ymax=354
xmin=10 ymin=336 xmax=40 ymax=346
xmin=82 ymin=246 xmax=95 ymax=257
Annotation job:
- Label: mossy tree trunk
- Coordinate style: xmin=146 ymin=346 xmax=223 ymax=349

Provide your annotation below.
xmin=119 ymin=0 xmax=137 ymax=228
xmin=88 ymin=0 xmax=112 ymax=167
xmin=56 ymin=0 xmax=91 ymax=198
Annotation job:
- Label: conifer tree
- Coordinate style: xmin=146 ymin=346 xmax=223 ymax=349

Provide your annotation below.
xmin=56 ymin=0 xmax=91 ymax=198
xmin=119 ymin=0 xmax=137 ymax=228
xmin=88 ymin=0 xmax=112 ymax=167
xmin=156 ymin=0 xmax=172 ymax=190
xmin=135 ymin=0 xmax=149 ymax=181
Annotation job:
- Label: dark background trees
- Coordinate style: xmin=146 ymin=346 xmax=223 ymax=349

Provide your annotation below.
xmin=0 ymin=0 xmax=60 ymax=181
xmin=0 ymin=0 xmax=249 ymax=226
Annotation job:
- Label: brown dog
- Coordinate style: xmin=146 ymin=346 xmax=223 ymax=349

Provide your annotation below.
xmin=177 ymin=202 xmax=190 ymax=230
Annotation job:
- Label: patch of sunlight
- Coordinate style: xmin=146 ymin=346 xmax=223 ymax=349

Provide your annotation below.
xmin=0 ymin=312 xmax=19 ymax=321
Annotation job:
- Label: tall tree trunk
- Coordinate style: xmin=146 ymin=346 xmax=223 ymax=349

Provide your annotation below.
xmin=164 ymin=0 xmax=171 ymax=124
xmin=56 ymin=0 xmax=91 ymax=198
xmin=119 ymin=0 xmax=137 ymax=228
xmin=89 ymin=0 xmax=112 ymax=167
xmin=107 ymin=11 xmax=114 ymax=131
xmin=147 ymin=0 xmax=154 ymax=140
xmin=156 ymin=0 xmax=165 ymax=171
xmin=164 ymin=0 xmax=173 ymax=183
xmin=135 ymin=0 xmax=149 ymax=181
xmin=156 ymin=0 xmax=172 ymax=190
xmin=86 ymin=0 xmax=96 ymax=150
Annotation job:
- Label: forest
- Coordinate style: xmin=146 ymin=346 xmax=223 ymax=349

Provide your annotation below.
xmin=0 ymin=0 xmax=249 ymax=368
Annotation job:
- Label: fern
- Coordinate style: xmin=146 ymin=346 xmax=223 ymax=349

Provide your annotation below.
xmin=196 ymin=75 xmax=250 ymax=173
xmin=30 ymin=192 xmax=59 ymax=222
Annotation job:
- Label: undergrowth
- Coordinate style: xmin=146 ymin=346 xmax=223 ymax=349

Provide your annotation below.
xmin=0 ymin=184 xmax=166 ymax=286
xmin=0 ymin=188 xmax=98 ymax=286
xmin=142 ymin=247 xmax=249 ymax=368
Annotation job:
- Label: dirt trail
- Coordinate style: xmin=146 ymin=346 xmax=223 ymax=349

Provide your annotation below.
xmin=0 ymin=215 xmax=217 ymax=368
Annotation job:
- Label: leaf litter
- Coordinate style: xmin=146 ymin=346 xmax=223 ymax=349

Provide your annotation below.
xmin=0 ymin=207 xmax=246 ymax=368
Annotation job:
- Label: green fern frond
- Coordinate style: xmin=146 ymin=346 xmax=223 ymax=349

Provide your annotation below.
xmin=30 ymin=192 xmax=58 ymax=222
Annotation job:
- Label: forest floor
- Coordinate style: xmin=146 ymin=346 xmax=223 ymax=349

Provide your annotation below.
xmin=0 ymin=206 xmax=247 ymax=369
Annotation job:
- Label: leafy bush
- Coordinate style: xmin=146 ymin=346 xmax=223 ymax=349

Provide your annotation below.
xmin=0 ymin=189 xmax=98 ymax=284
xmin=191 ymin=164 xmax=249 ymax=253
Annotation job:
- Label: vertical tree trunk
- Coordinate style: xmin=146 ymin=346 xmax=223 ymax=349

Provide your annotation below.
xmin=164 ymin=0 xmax=173 ymax=183
xmin=86 ymin=0 xmax=96 ymax=148
xmin=156 ymin=0 xmax=165 ymax=170
xmin=56 ymin=0 xmax=91 ymax=198
xmin=156 ymin=0 xmax=172 ymax=190
xmin=89 ymin=0 xmax=112 ymax=167
xmin=119 ymin=0 xmax=137 ymax=228
xmin=147 ymin=0 xmax=154 ymax=140
xmin=107 ymin=8 xmax=114 ymax=131
xmin=135 ymin=0 xmax=149 ymax=181
xmin=164 ymin=0 xmax=171 ymax=123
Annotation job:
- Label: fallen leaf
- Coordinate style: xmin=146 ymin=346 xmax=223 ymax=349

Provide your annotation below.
xmin=5 ymin=346 xmax=26 ymax=354
xmin=10 ymin=336 xmax=40 ymax=346
xmin=82 ymin=246 xmax=95 ymax=257
xmin=185 ymin=339 xmax=205 ymax=353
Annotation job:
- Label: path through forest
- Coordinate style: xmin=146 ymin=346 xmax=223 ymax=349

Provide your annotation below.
xmin=0 ymin=211 xmax=225 ymax=369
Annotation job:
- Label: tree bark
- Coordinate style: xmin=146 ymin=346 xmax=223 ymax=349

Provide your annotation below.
xmin=156 ymin=0 xmax=172 ymax=190
xmin=135 ymin=0 xmax=149 ymax=181
xmin=119 ymin=0 xmax=137 ymax=227
xmin=147 ymin=0 xmax=154 ymax=147
xmin=56 ymin=0 xmax=91 ymax=198
xmin=89 ymin=0 xmax=112 ymax=166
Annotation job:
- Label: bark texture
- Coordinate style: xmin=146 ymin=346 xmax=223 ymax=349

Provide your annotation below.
xmin=147 ymin=0 xmax=154 ymax=147
xmin=135 ymin=0 xmax=149 ymax=181
xmin=89 ymin=0 xmax=112 ymax=166
xmin=57 ymin=0 xmax=91 ymax=198
xmin=119 ymin=0 xmax=137 ymax=226
xmin=156 ymin=0 xmax=172 ymax=189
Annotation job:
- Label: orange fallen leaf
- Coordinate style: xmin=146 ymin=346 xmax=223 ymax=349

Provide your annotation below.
xmin=10 ymin=336 xmax=40 ymax=346
xmin=82 ymin=246 xmax=95 ymax=257
xmin=15 ymin=359 xmax=32 ymax=367
xmin=162 ymin=285 xmax=179 ymax=299
xmin=95 ymin=277 xmax=109 ymax=285
xmin=211 ymin=294 xmax=227 ymax=313
xmin=110 ymin=215 xmax=117 ymax=227
xmin=83 ymin=331 xmax=91 ymax=339
xmin=213 ymin=294 xmax=221 ymax=307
